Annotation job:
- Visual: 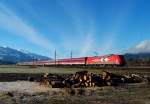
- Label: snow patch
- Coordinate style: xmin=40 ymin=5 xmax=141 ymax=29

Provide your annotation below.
xmin=2 ymin=46 xmax=8 ymax=48
xmin=0 ymin=45 xmax=9 ymax=48
xmin=18 ymin=49 xmax=31 ymax=54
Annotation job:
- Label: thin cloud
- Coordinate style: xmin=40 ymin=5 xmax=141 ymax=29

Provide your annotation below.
xmin=79 ymin=33 xmax=93 ymax=56
xmin=0 ymin=3 xmax=55 ymax=50
xmin=79 ymin=21 xmax=95 ymax=56
xmin=58 ymin=1 xmax=96 ymax=57
xmin=96 ymin=1 xmax=135 ymax=55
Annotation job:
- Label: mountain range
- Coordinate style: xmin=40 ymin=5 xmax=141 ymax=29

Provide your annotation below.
xmin=126 ymin=40 xmax=150 ymax=54
xmin=0 ymin=46 xmax=50 ymax=64
xmin=124 ymin=40 xmax=150 ymax=60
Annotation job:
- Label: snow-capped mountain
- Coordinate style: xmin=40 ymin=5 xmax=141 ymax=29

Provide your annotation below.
xmin=126 ymin=40 xmax=150 ymax=53
xmin=124 ymin=40 xmax=150 ymax=59
xmin=0 ymin=46 xmax=51 ymax=64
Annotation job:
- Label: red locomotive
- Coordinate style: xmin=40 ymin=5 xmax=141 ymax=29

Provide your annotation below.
xmin=18 ymin=54 xmax=125 ymax=67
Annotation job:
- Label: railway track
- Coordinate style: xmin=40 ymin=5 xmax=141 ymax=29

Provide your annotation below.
xmin=1 ymin=65 xmax=150 ymax=70
xmin=45 ymin=65 xmax=150 ymax=70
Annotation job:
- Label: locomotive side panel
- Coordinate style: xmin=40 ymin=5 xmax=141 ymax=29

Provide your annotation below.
xmin=86 ymin=54 xmax=124 ymax=66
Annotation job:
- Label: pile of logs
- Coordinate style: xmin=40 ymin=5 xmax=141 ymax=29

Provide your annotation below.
xmin=40 ymin=71 xmax=143 ymax=88
xmin=64 ymin=71 xmax=95 ymax=88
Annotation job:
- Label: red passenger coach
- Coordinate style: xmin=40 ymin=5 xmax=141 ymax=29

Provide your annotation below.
xmin=55 ymin=57 xmax=86 ymax=65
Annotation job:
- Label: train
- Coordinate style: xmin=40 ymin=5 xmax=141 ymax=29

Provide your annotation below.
xmin=17 ymin=54 xmax=126 ymax=67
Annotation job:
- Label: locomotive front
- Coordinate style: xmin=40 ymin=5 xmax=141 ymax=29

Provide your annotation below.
xmin=86 ymin=54 xmax=125 ymax=66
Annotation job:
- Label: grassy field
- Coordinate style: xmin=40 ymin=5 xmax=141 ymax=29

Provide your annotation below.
xmin=0 ymin=65 xmax=150 ymax=76
xmin=0 ymin=65 xmax=150 ymax=104
xmin=0 ymin=65 xmax=86 ymax=73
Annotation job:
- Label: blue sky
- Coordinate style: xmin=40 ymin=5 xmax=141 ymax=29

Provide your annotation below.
xmin=0 ymin=0 xmax=150 ymax=58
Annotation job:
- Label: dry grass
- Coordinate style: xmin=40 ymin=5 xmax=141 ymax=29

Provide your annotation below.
xmin=0 ymin=65 xmax=150 ymax=75
xmin=0 ymin=65 xmax=149 ymax=104
xmin=0 ymin=83 xmax=149 ymax=104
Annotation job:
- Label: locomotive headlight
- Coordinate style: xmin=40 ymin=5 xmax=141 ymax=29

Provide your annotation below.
xmin=116 ymin=59 xmax=119 ymax=64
